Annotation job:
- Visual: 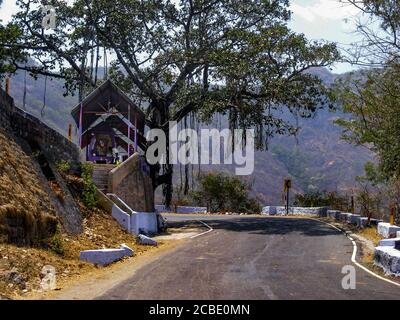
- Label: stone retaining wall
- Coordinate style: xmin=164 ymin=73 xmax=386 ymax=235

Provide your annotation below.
xmin=0 ymin=87 xmax=80 ymax=169
xmin=109 ymin=153 xmax=154 ymax=212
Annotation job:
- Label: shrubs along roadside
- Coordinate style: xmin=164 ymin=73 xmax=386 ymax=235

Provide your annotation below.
xmin=81 ymin=163 xmax=98 ymax=209
xmin=191 ymin=172 xmax=261 ymax=214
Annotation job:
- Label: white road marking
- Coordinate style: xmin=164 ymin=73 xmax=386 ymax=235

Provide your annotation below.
xmin=313 ymin=218 xmax=400 ymax=288
xmin=190 ymin=220 xmax=214 ymax=239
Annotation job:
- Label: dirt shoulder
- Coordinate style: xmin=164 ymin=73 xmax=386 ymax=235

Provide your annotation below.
xmin=26 ymin=238 xmax=185 ymax=300
xmin=0 ymin=209 xmax=203 ymax=300
xmin=21 ymin=220 xmax=205 ymax=300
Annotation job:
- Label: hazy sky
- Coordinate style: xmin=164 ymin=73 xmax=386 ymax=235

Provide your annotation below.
xmin=0 ymin=0 xmax=363 ymax=73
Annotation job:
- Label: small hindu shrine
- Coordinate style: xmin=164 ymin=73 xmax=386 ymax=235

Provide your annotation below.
xmin=71 ymin=79 xmax=147 ymax=164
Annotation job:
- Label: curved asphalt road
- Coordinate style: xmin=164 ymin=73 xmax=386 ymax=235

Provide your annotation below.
xmin=98 ymin=215 xmax=400 ymax=300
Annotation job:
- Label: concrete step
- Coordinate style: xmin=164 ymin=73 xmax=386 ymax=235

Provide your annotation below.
xmin=90 ymin=163 xmax=115 ymax=194
xmin=92 ymin=164 xmax=116 ymax=170
xmin=93 ymin=179 xmax=108 ymax=185
xmin=93 ymin=174 xmax=108 ymax=179
xmin=93 ymin=181 xmax=108 ymax=186
xmin=92 ymin=175 xmax=109 ymax=181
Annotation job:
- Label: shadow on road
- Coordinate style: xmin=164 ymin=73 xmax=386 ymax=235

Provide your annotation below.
xmin=167 ymin=217 xmax=341 ymax=237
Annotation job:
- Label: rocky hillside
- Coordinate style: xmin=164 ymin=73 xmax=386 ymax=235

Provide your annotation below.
xmin=7 ymin=68 xmax=372 ymax=205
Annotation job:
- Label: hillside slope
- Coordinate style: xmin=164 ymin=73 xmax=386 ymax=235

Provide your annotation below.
xmin=0 ymin=128 xmax=164 ymax=299
xmin=0 ymin=129 xmax=58 ymax=245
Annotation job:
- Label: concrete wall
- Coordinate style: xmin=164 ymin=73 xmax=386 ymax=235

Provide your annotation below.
xmin=109 ymin=153 xmax=154 ymax=212
xmin=377 ymin=222 xmax=400 ymax=239
xmin=135 ymin=211 xmax=159 ymax=235
xmin=97 ymin=189 xmax=114 ymax=213
xmin=0 ymin=87 xmax=80 ymax=169
xmin=108 ymin=193 xmax=158 ymax=236
xmin=374 ymin=246 xmax=400 ymax=275
xmin=80 ymin=244 xmax=134 ymax=266
xmin=111 ymin=203 xmax=131 ymax=232
xmin=262 ymin=206 xmax=328 ymax=216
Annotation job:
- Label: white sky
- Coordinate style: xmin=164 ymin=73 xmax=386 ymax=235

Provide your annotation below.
xmin=0 ymin=0 xmax=363 ymax=73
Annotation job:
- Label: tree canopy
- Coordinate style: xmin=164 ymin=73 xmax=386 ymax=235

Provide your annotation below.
xmin=335 ymin=64 xmax=400 ymax=179
xmin=8 ymin=0 xmax=340 ymax=206
xmin=335 ymin=1 xmax=400 ymax=179
xmin=0 ymin=1 xmax=25 ymax=78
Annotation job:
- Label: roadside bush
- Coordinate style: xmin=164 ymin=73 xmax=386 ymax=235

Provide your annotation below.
xmin=81 ymin=163 xmax=98 ymax=209
xmin=48 ymin=224 xmax=64 ymax=255
xmin=56 ymin=160 xmax=71 ymax=175
xmin=191 ymin=172 xmax=261 ymax=214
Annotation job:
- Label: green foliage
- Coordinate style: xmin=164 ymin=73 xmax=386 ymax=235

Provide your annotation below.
xmin=333 ymin=65 xmax=400 ymax=180
xmin=56 ymin=160 xmax=71 ymax=175
xmin=0 ymin=22 xmax=25 ymax=78
xmin=294 ymin=191 xmax=349 ymax=210
xmin=333 ymin=1 xmax=400 ymax=182
xmin=191 ymin=172 xmax=261 ymax=214
xmin=48 ymin=224 xmax=64 ymax=256
xmin=331 ymin=1 xmax=400 ymax=216
xmin=81 ymin=163 xmax=98 ymax=209
xmin=357 ymin=162 xmax=386 ymax=186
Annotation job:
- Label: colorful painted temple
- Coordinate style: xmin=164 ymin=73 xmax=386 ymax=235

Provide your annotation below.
xmin=71 ymin=80 xmax=162 ymax=235
xmin=71 ymin=79 xmax=147 ymax=163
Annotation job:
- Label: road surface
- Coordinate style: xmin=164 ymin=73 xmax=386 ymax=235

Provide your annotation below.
xmin=98 ymin=215 xmax=400 ymax=300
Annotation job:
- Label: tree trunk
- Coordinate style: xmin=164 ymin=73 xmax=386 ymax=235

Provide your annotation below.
xmin=147 ymin=100 xmax=173 ymax=209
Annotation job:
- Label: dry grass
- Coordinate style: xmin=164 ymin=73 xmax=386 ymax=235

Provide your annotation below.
xmin=0 ymin=129 xmax=57 ymax=245
xmin=49 ymin=181 xmax=64 ymax=204
xmin=357 ymin=227 xmax=384 ymax=247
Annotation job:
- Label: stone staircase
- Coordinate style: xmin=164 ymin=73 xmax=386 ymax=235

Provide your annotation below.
xmin=91 ymin=164 xmax=116 ymax=193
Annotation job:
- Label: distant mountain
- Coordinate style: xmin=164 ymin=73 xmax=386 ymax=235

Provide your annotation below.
xmin=9 ymin=70 xmax=78 ymax=136
xmin=6 ymin=67 xmax=372 ymax=205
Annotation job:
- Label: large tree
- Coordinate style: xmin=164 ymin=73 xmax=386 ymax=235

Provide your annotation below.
xmin=334 ymin=1 xmax=400 ymax=215
xmin=334 ymin=65 xmax=400 ymax=178
xmin=0 ymin=1 xmax=25 ymax=78
xmin=9 ymin=0 xmax=339 ymax=206
xmin=335 ymin=0 xmax=400 ymax=179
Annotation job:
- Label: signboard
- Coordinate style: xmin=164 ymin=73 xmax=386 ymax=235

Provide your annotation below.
xmin=284 ymin=179 xmax=292 ymax=192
